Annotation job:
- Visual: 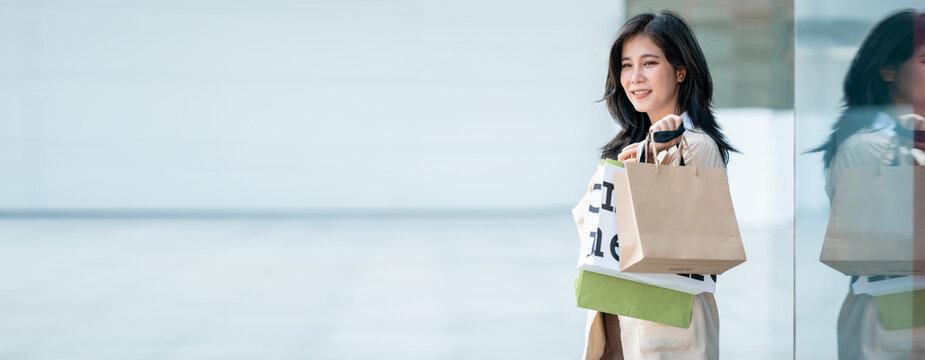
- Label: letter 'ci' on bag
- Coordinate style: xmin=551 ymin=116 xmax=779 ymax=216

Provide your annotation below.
xmin=574 ymin=159 xmax=717 ymax=295
xmin=820 ymin=166 xmax=925 ymax=276
xmin=614 ymin=134 xmax=746 ymax=274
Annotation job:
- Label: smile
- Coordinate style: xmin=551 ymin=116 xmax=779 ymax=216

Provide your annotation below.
xmin=630 ymin=89 xmax=651 ymax=98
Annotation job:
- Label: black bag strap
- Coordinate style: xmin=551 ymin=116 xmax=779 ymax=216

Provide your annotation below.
xmin=652 ymin=123 xmax=686 ymax=143
xmin=639 ymin=123 xmax=687 ymax=166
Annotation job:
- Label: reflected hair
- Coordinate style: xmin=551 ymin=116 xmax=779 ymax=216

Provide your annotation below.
xmin=600 ymin=10 xmax=737 ymax=164
xmin=811 ymin=10 xmax=924 ymax=167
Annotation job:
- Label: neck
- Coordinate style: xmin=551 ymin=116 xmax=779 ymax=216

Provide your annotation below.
xmin=647 ymin=90 xmax=682 ymax=123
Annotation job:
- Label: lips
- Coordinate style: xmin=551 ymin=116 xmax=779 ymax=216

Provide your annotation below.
xmin=629 ymin=89 xmax=651 ymax=99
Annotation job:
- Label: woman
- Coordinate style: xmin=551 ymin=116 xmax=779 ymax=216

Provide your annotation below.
xmin=579 ymin=10 xmax=736 ymax=360
xmin=811 ymin=10 xmax=925 ymax=359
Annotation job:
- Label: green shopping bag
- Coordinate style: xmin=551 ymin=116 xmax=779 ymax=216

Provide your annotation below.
xmin=575 ymin=270 xmax=694 ymax=328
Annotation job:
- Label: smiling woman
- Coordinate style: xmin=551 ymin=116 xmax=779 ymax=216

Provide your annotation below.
xmin=578 ymin=10 xmax=738 ymax=360
xmin=600 ymin=11 xmax=736 ymax=165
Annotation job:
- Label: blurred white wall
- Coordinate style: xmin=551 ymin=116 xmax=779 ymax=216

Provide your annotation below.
xmin=0 ymin=0 xmax=623 ymax=211
xmin=0 ymin=1 xmax=794 ymax=228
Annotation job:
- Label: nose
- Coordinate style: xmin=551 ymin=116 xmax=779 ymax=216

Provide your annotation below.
xmin=630 ymin=67 xmax=645 ymax=84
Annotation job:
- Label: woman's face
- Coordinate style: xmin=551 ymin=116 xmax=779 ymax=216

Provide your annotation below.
xmin=890 ymin=44 xmax=925 ymax=115
xmin=619 ymin=34 xmax=682 ymax=121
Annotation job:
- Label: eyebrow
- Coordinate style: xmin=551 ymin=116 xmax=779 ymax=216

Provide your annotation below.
xmin=621 ymin=54 xmax=661 ymax=61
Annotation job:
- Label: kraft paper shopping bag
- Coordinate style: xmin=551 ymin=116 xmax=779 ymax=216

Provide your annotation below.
xmin=614 ymin=135 xmax=746 ymax=274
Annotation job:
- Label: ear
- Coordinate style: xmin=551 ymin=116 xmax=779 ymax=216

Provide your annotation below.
xmin=880 ymin=68 xmax=896 ymax=82
xmin=677 ymin=68 xmax=687 ymax=83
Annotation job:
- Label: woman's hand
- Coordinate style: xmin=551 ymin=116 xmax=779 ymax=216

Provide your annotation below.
xmin=617 ymin=115 xmax=684 ymax=164
xmin=618 ymin=142 xmax=643 ymax=163
xmin=648 ymin=114 xmax=684 ymax=152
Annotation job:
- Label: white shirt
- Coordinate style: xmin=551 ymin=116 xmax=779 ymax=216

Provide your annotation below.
xmin=680 ymin=111 xmax=695 ymax=132
xmin=870 ymin=111 xmax=897 ymax=137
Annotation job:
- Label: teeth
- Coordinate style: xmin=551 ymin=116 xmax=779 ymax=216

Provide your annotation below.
xmin=632 ymin=90 xmax=651 ymax=95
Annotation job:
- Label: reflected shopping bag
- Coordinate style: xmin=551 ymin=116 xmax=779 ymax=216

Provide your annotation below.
xmin=613 ymin=135 xmax=746 ymax=274
xmin=820 ymin=166 xmax=925 ymax=276
xmin=573 ymin=159 xmax=717 ymax=295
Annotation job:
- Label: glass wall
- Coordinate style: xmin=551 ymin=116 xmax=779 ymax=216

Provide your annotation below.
xmin=795 ymin=1 xmax=923 ymax=358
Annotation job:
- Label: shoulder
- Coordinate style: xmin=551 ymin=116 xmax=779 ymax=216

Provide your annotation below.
xmin=681 ymin=129 xmax=724 ymax=168
xmin=824 ymin=129 xmax=895 ymax=200
xmin=830 ymin=130 xmax=892 ymax=169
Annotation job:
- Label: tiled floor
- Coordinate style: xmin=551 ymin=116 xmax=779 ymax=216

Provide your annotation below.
xmin=0 ymin=215 xmax=795 ymax=359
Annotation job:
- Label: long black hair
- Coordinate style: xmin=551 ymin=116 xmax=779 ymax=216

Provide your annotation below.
xmin=810 ymin=10 xmax=922 ymax=168
xmin=600 ymin=10 xmax=737 ymax=164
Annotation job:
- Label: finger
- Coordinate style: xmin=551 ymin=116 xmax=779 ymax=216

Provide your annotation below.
xmin=649 ymin=123 xmax=664 ymax=132
xmin=617 ymin=150 xmax=636 ymax=162
xmin=652 ymin=136 xmax=682 ymax=152
xmin=662 ymin=114 xmax=682 ymax=125
xmin=649 ymin=120 xmax=672 ymax=133
xmin=620 ymin=143 xmax=639 ymax=154
xmin=668 ymin=115 xmax=683 ymax=128
xmin=617 ymin=150 xmax=629 ymax=161
xmin=619 ymin=144 xmax=641 ymax=160
xmin=654 ymin=115 xmax=682 ymax=130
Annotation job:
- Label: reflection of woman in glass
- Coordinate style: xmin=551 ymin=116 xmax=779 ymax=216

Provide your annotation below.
xmin=811 ymin=10 xmax=925 ymax=359
xmin=581 ymin=10 xmax=735 ymax=359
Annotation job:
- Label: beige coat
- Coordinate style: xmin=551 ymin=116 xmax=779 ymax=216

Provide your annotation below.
xmin=824 ymin=118 xmax=925 ymax=359
xmin=577 ymin=129 xmax=724 ymax=360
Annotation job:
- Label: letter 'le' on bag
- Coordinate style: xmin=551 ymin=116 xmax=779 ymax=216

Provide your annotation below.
xmin=820 ymin=166 xmax=925 ymax=276
xmin=614 ymin=134 xmax=746 ymax=274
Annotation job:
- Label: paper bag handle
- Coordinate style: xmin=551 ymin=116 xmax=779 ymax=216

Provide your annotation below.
xmin=676 ymin=135 xmax=698 ymax=176
xmin=643 ymin=132 xmax=698 ymax=176
xmin=642 ymin=132 xmax=657 ymax=165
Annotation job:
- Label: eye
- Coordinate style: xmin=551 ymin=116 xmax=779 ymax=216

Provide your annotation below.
xmin=621 ymin=63 xmax=631 ymax=69
xmin=644 ymin=61 xmax=657 ymax=66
